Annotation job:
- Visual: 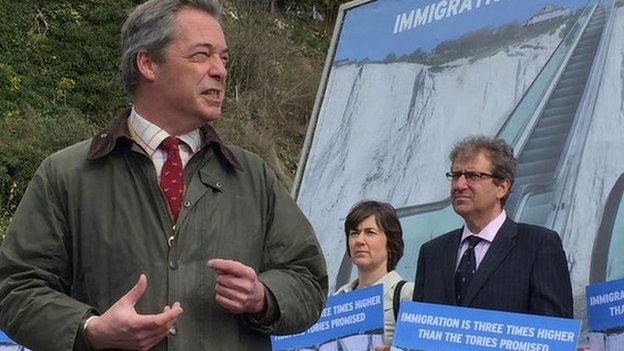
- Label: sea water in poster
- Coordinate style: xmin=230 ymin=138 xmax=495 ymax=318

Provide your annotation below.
xmin=295 ymin=0 xmax=624 ymax=338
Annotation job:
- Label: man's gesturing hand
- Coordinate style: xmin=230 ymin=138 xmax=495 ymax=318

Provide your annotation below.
xmin=208 ymin=259 xmax=266 ymax=314
xmin=85 ymin=274 xmax=183 ymax=350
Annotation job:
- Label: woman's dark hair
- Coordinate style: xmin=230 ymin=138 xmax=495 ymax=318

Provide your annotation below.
xmin=344 ymin=200 xmax=404 ymax=271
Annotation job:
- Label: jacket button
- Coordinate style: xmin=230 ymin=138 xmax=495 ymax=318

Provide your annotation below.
xmin=99 ymin=132 xmax=108 ymax=139
xmin=183 ymin=201 xmax=191 ymax=207
xmin=169 ymin=327 xmax=177 ymax=335
xmin=169 ymin=259 xmax=178 ymax=270
xmin=215 ymin=181 xmax=222 ymax=188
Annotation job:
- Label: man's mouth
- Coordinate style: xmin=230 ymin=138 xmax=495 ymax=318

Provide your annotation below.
xmin=202 ymin=89 xmax=222 ymax=99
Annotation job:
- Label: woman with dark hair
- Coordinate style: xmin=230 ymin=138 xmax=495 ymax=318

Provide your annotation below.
xmin=336 ymin=200 xmax=414 ymax=350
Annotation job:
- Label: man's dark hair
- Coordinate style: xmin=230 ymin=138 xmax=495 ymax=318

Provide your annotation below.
xmin=344 ymin=200 xmax=404 ymax=272
xmin=449 ymin=135 xmax=516 ymax=205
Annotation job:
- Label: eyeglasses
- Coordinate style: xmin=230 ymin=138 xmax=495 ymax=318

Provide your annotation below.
xmin=445 ymin=170 xmax=503 ymax=183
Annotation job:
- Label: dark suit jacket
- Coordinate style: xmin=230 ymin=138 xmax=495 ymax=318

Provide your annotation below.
xmin=412 ymin=217 xmax=573 ymax=318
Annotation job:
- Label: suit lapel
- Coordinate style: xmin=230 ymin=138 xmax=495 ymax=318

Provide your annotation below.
xmin=443 ymin=229 xmax=463 ymax=304
xmin=461 ymin=218 xmax=518 ymax=306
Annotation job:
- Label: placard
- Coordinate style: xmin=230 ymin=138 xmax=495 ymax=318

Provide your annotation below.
xmin=392 ymin=302 xmax=581 ymax=351
xmin=586 ymin=277 xmax=624 ymax=351
xmin=587 ymin=276 xmax=624 ymax=332
xmin=271 ymin=285 xmax=384 ymax=350
xmin=0 ymin=331 xmax=28 ymax=350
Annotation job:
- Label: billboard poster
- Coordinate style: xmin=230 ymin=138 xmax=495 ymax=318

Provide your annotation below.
xmin=294 ymin=0 xmax=624 ymax=340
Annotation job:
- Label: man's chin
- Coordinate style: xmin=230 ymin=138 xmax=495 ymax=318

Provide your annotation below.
xmin=198 ymin=107 xmax=222 ymax=122
xmin=451 ymin=202 xmax=471 ymax=216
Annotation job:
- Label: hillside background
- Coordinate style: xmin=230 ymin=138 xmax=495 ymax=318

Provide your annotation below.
xmin=0 ymin=0 xmax=349 ymax=241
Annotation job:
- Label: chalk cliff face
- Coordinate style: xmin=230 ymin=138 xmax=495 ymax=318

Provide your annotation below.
xmin=563 ymin=5 xmax=624 ymax=317
xmin=297 ymin=28 xmax=567 ymax=288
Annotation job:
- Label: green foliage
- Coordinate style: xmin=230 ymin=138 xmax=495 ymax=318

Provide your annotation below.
xmin=0 ymin=0 xmax=136 ymax=241
xmin=0 ymin=107 xmax=98 ymax=242
xmin=0 ymin=0 xmax=333 ymax=242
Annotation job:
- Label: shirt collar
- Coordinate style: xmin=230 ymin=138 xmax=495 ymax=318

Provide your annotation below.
xmin=87 ymin=108 xmax=242 ymax=171
xmin=128 ymin=107 xmax=201 ymax=156
xmin=461 ymin=210 xmax=507 ymax=244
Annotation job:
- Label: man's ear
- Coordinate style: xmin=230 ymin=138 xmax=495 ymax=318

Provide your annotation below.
xmin=496 ymin=178 xmax=511 ymax=200
xmin=136 ymin=50 xmax=158 ymax=82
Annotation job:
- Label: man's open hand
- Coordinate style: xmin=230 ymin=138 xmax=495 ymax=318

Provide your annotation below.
xmin=85 ymin=274 xmax=183 ymax=350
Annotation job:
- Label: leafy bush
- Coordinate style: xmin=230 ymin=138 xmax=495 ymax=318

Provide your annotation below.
xmin=0 ymin=0 xmax=335 ymax=242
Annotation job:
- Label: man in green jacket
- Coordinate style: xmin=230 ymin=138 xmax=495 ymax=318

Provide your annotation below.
xmin=0 ymin=0 xmax=328 ymax=350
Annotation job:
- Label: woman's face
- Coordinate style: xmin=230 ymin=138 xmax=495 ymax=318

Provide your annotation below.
xmin=348 ymin=215 xmax=388 ymax=273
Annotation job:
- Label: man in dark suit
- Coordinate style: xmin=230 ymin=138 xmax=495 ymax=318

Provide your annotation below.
xmin=413 ymin=136 xmax=573 ymax=317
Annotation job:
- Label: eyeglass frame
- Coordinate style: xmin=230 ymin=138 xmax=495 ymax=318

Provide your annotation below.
xmin=445 ymin=170 xmax=505 ymax=183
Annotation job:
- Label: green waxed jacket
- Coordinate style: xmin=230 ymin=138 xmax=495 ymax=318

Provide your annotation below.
xmin=0 ymin=109 xmax=328 ymax=351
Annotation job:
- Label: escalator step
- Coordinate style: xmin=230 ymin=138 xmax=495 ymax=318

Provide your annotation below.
xmin=519 ymin=144 xmax=563 ymax=161
xmin=522 ymin=133 xmax=567 ymax=151
xmin=546 ymin=94 xmax=582 ymax=107
xmin=516 ymin=158 xmax=558 ymax=178
xmin=538 ymin=113 xmax=573 ymax=127
xmin=531 ymin=122 xmax=573 ymax=139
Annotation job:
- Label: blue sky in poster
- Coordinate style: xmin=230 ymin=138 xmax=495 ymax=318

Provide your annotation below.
xmin=334 ymin=0 xmax=591 ymax=61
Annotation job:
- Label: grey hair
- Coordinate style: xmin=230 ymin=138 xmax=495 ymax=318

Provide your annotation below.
xmin=121 ymin=0 xmax=221 ymax=94
xmin=449 ymin=135 xmax=516 ymax=205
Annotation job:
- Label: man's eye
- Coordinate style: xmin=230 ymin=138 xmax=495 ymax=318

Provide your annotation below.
xmin=192 ymin=52 xmax=208 ymax=60
xmin=466 ymin=172 xmax=481 ymax=180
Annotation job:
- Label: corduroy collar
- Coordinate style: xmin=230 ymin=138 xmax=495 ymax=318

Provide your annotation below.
xmin=87 ymin=108 xmax=243 ymax=171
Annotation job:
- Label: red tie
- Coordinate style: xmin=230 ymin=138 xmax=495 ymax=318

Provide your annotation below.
xmin=160 ymin=136 xmax=184 ymax=223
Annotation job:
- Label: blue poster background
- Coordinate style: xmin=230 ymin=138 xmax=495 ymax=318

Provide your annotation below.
xmin=271 ymin=285 xmax=384 ymax=350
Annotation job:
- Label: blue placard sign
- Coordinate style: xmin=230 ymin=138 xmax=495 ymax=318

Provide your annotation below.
xmin=271 ymin=284 xmax=384 ymax=350
xmin=586 ymin=276 xmax=624 ymax=332
xmin=0 ymin=331 xmax=12 ymax=343
xmin=392 ymin=302 xmax=580 ymax=351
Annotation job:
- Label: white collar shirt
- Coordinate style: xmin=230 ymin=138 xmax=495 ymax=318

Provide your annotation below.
xmin=456 ymin=210 xmax=507 ymax=270
xmin=128 ymin=107 xmax=201 ymax=181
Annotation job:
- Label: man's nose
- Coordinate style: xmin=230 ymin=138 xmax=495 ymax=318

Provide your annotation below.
xmin=209 ymin=56 xmax=227 ymax=81
xmin=453 ymin=175 xmax=470 ymax=189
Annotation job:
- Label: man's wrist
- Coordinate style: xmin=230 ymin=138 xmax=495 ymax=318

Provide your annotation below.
xmin=251 ymin=281 xmax=267 ymax=315
xmin=83 ymin=316 xmax=100 ymax=350
xmin=84 ymin=316 xmax=98 ymax=331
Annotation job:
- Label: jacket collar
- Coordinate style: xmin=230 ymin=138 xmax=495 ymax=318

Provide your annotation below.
xmin=460 ymin=217 xmax=518 ymax=306
xmin=87 ymin=108 xmax=243 ymax=171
